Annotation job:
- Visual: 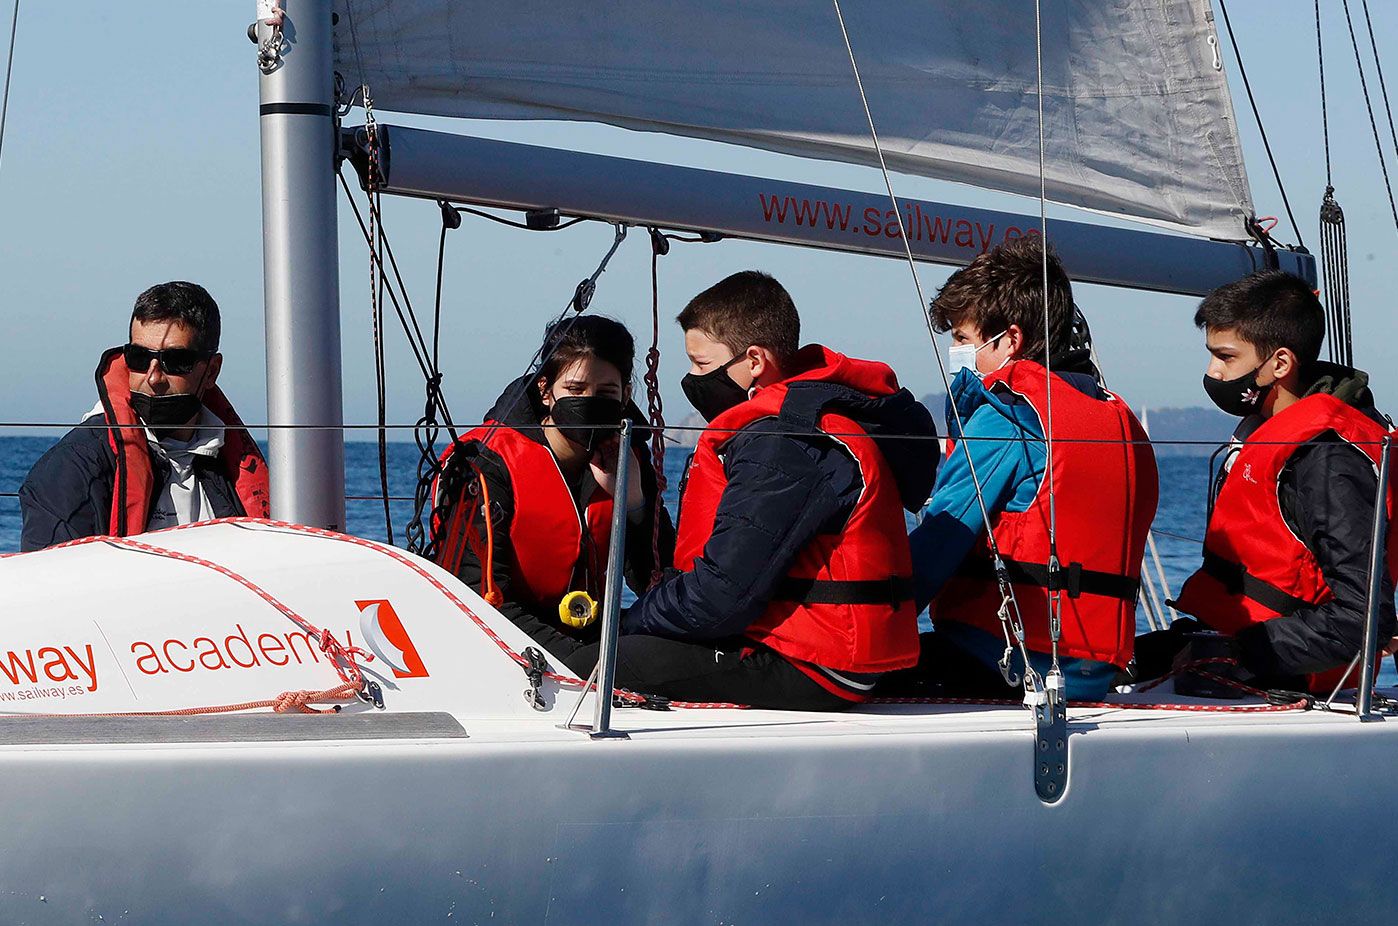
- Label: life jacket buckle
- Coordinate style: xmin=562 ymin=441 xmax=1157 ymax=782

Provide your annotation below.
xmin=1046 ymin=561 xmax=1084 ymax=598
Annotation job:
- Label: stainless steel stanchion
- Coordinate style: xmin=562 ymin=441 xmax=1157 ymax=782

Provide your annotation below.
xmin=1357 ymin=435 xmax=1391 ymax=721
xmin=590 ymin=419 xmax=633 ymax=739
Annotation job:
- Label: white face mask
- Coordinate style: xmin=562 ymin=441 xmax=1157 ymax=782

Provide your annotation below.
xmin=947 ymin=330 xmax=1008 ymax=377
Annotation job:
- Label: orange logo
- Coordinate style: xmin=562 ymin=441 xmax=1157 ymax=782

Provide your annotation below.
xmin=355 ymin=600 xmax=428 ymax=679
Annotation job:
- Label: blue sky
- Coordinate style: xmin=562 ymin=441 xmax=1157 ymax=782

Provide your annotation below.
xmin=0 ymin=1 xmax=1395 ymax=440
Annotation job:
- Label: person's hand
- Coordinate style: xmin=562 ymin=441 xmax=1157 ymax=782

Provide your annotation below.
xmin=1383 ymin=636 xmax=1398 ymax=656
xmin=591 ymin=436 xmax=645 ymax=512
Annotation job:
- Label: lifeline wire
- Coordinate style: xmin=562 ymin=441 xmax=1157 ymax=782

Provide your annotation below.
xmin=828 ymin=0 xmax=1036 ymax=688
xmin=0 ymin=418 xmax=1359 ymax=449
xmin=0 ymin=0 xmax=18 ymax=175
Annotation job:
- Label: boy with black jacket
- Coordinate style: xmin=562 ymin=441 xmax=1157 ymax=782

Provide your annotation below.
xmin=566 ymin=271 xmax=939 ymax=710
xmin=1150 ymin=271 xmax=1396 ymax=694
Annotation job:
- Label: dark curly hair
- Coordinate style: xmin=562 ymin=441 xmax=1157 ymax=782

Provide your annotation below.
xmin=929 ymin=235 xmax=1073 ymax=364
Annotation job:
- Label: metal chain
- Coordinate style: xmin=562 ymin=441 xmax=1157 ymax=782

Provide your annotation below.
xmin=644 ymin=229 xmax=670 ymax=589
xmin=362 ymin=87 xmax=394 ymax=546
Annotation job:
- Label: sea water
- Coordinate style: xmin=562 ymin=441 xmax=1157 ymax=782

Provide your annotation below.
xmin=2 ymin=435 xmax=1391 ymax=683
xmin=0 ymin=434 xmax=1215 ymax=628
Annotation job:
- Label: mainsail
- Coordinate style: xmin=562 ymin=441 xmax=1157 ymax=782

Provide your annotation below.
xmin=332 ymin=0 xmax=1255 ymax=240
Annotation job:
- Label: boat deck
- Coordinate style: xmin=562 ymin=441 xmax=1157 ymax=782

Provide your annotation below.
xmin=0 ymin=688 xmax=1385 ymax=750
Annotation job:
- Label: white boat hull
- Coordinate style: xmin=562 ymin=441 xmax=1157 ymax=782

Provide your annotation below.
xmin=0 ymin=521 xmax=1391 ymax=924
xmin=0 ymin=703 xmax=1392 ymax=924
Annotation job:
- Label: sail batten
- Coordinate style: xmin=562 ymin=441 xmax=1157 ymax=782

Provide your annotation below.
xmin=333 ymin=1 xmax=1255 ymax=240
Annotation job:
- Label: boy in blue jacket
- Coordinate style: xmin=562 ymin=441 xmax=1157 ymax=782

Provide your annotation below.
xmin=895 ymin=237 xmax=1158 ymax=700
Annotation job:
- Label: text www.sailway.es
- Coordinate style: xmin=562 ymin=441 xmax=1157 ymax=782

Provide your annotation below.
xmin=0 ymin=645 xmax=98 ymax=694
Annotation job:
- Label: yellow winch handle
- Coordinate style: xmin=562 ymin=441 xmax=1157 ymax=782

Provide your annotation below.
xmin=558 ymin=590 xmax=599 ymax=629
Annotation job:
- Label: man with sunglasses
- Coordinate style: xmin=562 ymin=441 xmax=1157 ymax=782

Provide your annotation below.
xmin=19 ymin=282 xmax=268 ymax=550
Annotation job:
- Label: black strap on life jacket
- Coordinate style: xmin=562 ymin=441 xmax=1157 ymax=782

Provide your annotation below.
xmin=777 ymin=381 xmax=864 ymax=433
xmin=1195 ymin=551 xmax=1312 ymax=616
xmin=772 ymin=576 xmax=915 ymax=606
xmin=958 ymin=557 xmax=1139 ymax=601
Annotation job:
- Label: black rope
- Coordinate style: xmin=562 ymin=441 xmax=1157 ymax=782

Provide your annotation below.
xmin=0 ymin=0 xmax=18 ymax=174
xmin=1317 ymin=0 xmax=1333 ymax=188
xmin=1316 ymin=1 xmax=1353 ymax=366
xmin=1360 ymin=0 xmax=1398 ymax=190
xmin=471 ymin=222 xmax=629 ymax=442
xmin=411 ymin=223 xmax=629 ymax=562
xmin=1217 ymin=0 xmax=1306 ymax=248
xmin=643 ymin=228 xmax=671 ymax=588
xmin=1340 ymin=0 xmax=1398 ymax=236
xmin=375 ymin=201 xmax=440 ymax=369
xmin=336 ymin=169 xmax=455 ymax=426
xmin=405 ymin=205 xmax=460 ymax=558
xmin=366 ymin=126 xmax=394 ymax=547
xmin=448 ymin=204 xmax=589 ymax=232
xmin=344 ymin=119 xmax=465 ymax=548
xmin=375 ymin=224 xmax=394 ymax=544
xmin=1320 ymin=189 xmax=1352 ymax=366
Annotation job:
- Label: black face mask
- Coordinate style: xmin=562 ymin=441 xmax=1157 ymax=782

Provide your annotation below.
xmin=681 ymin=355 xmax=751 ymax=423
xmin=130 ymin=392 xmax=203 ymax=430
xmin=1202 ymin=362 xmax=1274 ymax=418
xmin=547 ymin=395 xmax=624 ymax=453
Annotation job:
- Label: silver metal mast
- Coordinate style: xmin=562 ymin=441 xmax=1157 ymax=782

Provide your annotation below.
xmin=256 ymin=0 xmax=346 ymax=529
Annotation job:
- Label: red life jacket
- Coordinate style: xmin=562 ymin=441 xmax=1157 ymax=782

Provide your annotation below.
xmin=934 ymin=360 xmax=1158 ymax=668
xmin=435 ymin=425 xmax=618 ymax=608
xmin=1173 ymin=393 xmax=1398 ymax=693
xmin=96 ymin=347 xmax=269 ymax=536
xmin=674 ymin=345 xmax=920 ymax=679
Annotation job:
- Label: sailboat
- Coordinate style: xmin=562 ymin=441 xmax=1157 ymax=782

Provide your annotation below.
xmin=0 ymin=1 xmax=1395 ymax=922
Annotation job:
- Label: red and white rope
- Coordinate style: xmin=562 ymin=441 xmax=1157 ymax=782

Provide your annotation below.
xmin=11 ymin=520 xmax=1313 ymax=716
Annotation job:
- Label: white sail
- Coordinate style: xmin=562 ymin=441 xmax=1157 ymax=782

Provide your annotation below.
xmin=332 ymin=0 xmax=1255 ymax=240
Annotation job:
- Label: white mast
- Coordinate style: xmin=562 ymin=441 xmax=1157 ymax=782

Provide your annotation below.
xmin=256 ymin=0 xmax=345 ymax=529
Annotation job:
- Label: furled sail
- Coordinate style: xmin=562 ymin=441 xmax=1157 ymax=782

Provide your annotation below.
xmin=331 ymin=1 xmax=1255 ymax=240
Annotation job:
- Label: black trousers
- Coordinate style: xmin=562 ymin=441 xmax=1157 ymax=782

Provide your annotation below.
xmin=564 ymin=635 xmax=852 ymax=711
xmin=873 ymin=630 xmax=1022 ymax=699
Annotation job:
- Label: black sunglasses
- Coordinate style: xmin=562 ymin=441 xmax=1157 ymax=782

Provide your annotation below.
xmin=123 ymin=343 xmax=214 ymax=377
